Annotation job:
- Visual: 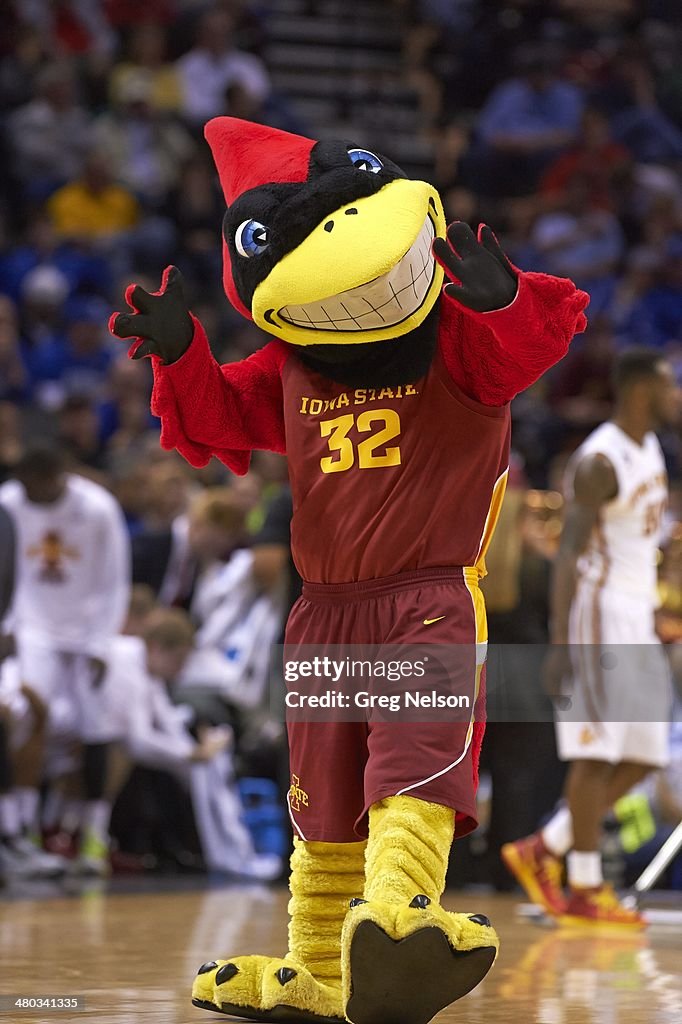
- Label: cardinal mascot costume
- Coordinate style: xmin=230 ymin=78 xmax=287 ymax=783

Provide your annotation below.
xmin=111 ymin=118 xmax=588 ymax=1024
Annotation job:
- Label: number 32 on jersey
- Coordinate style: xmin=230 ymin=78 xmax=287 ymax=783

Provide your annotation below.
xmin=320 ymin=410 xmax=401 ymax=473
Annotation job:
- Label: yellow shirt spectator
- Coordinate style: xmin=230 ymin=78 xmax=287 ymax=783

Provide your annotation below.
xmin=110 ymin=65 xmax=183 ymax=116
xmin=48 ymin=158 xmax=139 ymax=241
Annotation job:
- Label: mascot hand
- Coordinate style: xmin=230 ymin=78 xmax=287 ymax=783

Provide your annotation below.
xmin=110 ymin=266 xmax=193 ymax=363
xmin=433 ymin=222 xmax=518 ymax=312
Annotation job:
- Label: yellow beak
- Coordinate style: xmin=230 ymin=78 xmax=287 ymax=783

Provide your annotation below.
xmin=252 ymin=178 xmax=446 ymax=346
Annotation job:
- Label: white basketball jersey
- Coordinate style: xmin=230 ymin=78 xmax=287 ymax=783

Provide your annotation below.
xmin=567 ymin=422 xmax=668 ymax=602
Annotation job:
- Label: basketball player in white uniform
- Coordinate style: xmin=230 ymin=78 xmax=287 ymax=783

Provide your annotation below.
xmin=503 ymin=349 xmax=679 ymax=927
xmin=0 ymin=445 xmax=130 ymax=872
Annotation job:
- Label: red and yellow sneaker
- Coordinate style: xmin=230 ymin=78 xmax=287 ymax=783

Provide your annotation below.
xmin=501 ymin=833 xmax=566 ymax=916
xmin=559 ymin=884 xmax=646 ymax=931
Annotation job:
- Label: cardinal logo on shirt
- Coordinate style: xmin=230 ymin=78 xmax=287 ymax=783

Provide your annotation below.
xmin=27 ymin=530 xmax=80 ymax=583
xmin=289 ymin=775 xmax=309 ymax=813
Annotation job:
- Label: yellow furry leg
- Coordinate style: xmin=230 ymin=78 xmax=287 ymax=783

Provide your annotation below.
xmin=364 ymin=795 xmax=454 ymax=903
xmin=192 ymin=839 xmax=365 ymax=1022
xmin=288 ymin=838 xmax=367 ymax=988
xmin=342 ymin=796 xmax=498 ymax=1024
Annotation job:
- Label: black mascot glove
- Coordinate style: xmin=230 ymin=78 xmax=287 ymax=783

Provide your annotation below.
xmin=432 ymin=222 xmax=518 ymax=313
xmin=110 ymin=265 xmax=193 ymax=363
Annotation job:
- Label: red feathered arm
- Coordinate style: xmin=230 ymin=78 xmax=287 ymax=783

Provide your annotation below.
xmin=150 ymin=317 xmax=289 ymax=473
xmin=438 ymin=271 xmax=589 ymax=406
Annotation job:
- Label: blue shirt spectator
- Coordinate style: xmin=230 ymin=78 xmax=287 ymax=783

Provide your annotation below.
xmin=478 ymin=60 xmax=583 ymax=153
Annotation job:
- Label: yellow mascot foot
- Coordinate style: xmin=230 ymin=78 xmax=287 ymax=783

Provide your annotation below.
xmin=342 ymin=896 xmax=498 ymax=1024
xmin=192 ymin=955 xmax=344 ymax=1024
xmin=192 ymin=840 xmax=365 ymax=1023
xmin=342 ymin=795 xmax=499 ymax=1024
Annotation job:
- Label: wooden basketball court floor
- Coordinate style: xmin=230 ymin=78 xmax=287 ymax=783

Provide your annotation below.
xmin=2 ymin=882 xmax=681 ymax=1024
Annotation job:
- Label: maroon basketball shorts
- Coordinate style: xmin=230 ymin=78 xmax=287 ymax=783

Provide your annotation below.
xmin=284 ymin=567 xmax=487 ymax=843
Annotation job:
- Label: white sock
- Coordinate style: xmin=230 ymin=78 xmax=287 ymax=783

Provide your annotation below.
xmin=541 ymin=805 xmax=573 ymax=857
xmin=82 ymin=800 xmax=111 ymax=843
xmin=62 ymin=799 xmax=83 ymax=834
xmin=15 ymin=787 xmax=40 ymax=833
xmin=0 ymin=793 xmax=21 ymax=838
xmin=567 ymin=850 xmax=603 ymax=889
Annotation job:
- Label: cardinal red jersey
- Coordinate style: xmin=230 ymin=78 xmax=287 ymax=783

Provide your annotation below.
xmin=282 ymin=347 xmax=511 ymax=584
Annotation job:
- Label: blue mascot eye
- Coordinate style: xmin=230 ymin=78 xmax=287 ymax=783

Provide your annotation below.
xmin=347 ymin=148 xmax=383 ymax=173
xmin=235 ymin=220 xmax=269 ymax=258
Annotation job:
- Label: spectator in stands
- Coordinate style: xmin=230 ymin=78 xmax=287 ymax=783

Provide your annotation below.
xmin=0 ymin=213 xmax=112 ymax=307
xmin=47 ymin=149 xmax=140 ymax=243
xmin=108 ymin=22 xmax=182 ymax=116
xmin=0 ymin=25 xmax=47 ymax=113
xmin=145 ymin=459 xmax=195 ymax=533
xmin=61 ymin=296 xmax=114 ymax=396
xmin=530 ymin=175 xmax=625 ymax=312
xmin=104 ymin=391 xmax=159 ymax=472
xmin=469 ymin=46 xmax=583 ymax=197
xmin=176 ymin=7 xmax=270 ymax=125
xmin=163 ymin=155 xmax=224 ymax=291
xmin=607 ymin=247 xmax=661 ymax=346
xmin=121 ymin=583 xmax=157 ymax=637
xmin=623 ymin=236 xmax=682 ymax=348
xmin=57 ymin=394 xmax=108 ymax=473
xmin=18 ymin=265 xmax=70 ymax=407
xmin=97 ymin=354 xmax=153 ymax=444
xmin=104 ymin=0 xmax=177 ymax=31
xmin=8 ymin=61 xmax=92 ymax=201
xmin=593 ymin=49 xmax=682 ymax=165
xmin=547 ymin=316 xmax=616 ymax=432
xmin=540 ymin=108 xmax=632 ymax=212
xmin=131 ymin=470 xmax=218 ymax=606
xmin=93 ymin=74 xmax=194 ymax=208
xmin=21 ymin=288 xmax=115 ymax=412
xmin=219 ymin=80 xmax=310 ymax=137
xmin=19 ymin=0 xmax=116 ymax=58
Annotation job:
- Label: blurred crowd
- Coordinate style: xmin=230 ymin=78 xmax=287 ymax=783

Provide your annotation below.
xmin=0 ymin=0 xmax=680 ymax=486
xmin=398 ymin=0 xmax=682 ymax=484
xmin=0 ymin=0 xmax=681 ymax=887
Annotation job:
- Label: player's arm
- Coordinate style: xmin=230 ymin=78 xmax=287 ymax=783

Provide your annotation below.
xmin=433 ymin=223 xmax=589 ymax=406
xmin=85 ymin=497 xmax=132 ymax=665
xmin=545 ymin=453 xmax=618 ymax=695
xmin=126 ymin=677 xmax=195 ymax=767
xmin=550 ymin=454 xmax=617 ymax=643
xmin=110 ymin=266 xmax=288 ymax=474
xmin=0 ymin=506 xmax=16 ymax=663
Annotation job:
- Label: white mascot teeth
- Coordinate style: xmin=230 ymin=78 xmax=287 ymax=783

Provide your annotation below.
xmin=280 ymin=217 xmax=435 ymax=331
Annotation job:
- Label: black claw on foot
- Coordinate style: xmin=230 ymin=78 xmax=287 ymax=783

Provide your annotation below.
xmin=409 ymin=894 xmax=431 ymax=909
xmin=468 ymin=915 xmax=491 ymax=927
xmin=350 ymin=898 xmax=368 ymax=908
xmin=198 ymin=961 xmax=219 ymax=975
xmin=276 ymin=967 xmax=298 ymax=986
xmin=215 ymin=963 xmax=239 ymax=985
